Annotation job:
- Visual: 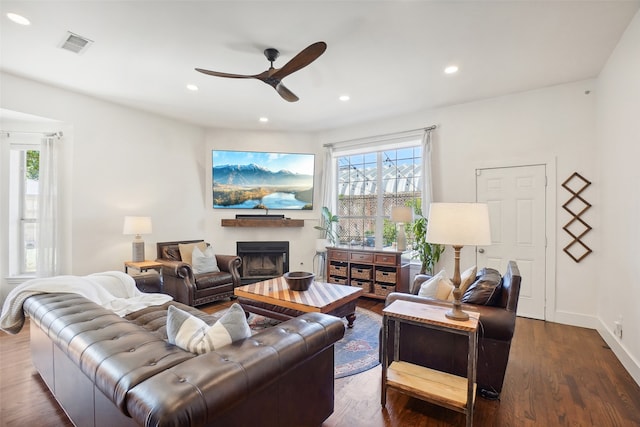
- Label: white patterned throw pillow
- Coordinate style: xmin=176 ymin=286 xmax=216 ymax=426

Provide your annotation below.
xmin=192 ymin=245 xmax=220 ymax=274
xmin=166 ymin=303 xmax=251 ymax=354
xmin=418 ymin=270 xmax=454 ymax=301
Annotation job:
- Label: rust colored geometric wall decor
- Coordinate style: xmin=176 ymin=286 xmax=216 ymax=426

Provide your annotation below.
xmin=562 ymin=172 xmax=592 ymax=262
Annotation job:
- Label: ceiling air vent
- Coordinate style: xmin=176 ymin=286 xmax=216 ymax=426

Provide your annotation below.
xmin=59 ymin=31 xmax=93 ymax=54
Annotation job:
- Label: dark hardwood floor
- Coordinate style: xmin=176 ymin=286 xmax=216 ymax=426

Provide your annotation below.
xmin=1 ymin=298 xmax=639 ymax=426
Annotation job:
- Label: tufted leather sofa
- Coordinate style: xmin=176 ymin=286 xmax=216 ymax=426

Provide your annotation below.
xmin=24 ymin=274 xmax=345 ymax=427
xmin=155 ymin=240 xmax=242 ymax=307
xmin=382 ymin=261 xmax=521 ymax=399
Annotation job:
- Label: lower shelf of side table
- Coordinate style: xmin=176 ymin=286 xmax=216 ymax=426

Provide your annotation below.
xmin=386 ymin=361 xmax=477 ymax=412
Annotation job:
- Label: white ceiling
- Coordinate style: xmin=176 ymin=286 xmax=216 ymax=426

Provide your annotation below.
xmin=1 ymin=1 xmax=638 ymax=132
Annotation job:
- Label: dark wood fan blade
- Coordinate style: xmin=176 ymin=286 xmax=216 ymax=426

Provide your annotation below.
xmin=271 ymin=41 xmax=326 ymax=80
xmin=195 ymin=68 xmax=259 ymax=79
xmin=275 ymin=82 xmax=299 ymax=102
xmin=196 ymin=41 xmax=321 ymax=102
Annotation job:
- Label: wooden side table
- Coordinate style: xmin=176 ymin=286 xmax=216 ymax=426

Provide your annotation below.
xmin=381 ymin=300 xmax=479 ymax=427
xmin=124 ymin=260 xmax=163 ymax=275
xmin=124 ymin=261 xmax=164 ymax=293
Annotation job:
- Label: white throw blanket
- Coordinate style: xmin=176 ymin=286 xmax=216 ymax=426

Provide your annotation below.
xmin=0 ymin=271 xmax=173 ymax=334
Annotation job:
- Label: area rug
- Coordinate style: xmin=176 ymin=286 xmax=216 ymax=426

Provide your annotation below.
xmin=333 ymin=307 xmax=381 ymax=379
xmin=246 ymin=306 xmax=381 ymax=379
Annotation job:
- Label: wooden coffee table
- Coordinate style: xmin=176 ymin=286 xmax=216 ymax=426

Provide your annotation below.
xmin=234 ymin=276 xmax=363 ymax=327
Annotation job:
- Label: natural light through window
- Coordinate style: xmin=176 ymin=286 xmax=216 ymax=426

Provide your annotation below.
xmin=9 ymin=148 xmax=39 ymax=274
xmin=335 ymin=145 xmax=422 ymax=248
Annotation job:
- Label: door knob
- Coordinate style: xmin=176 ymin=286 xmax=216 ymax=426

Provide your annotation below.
xmin=478 ymin=248 xmax=485 ymax=253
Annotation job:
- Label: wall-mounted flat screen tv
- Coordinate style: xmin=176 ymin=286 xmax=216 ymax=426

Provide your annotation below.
xmin=212 ymin=150 xmax=315 ymax=210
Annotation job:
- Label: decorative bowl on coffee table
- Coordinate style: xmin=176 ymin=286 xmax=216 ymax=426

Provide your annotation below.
xmin=283 ymin=271 xmax=315 ymax=291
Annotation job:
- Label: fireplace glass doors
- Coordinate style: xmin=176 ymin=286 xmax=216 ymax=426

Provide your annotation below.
xmin=237 ymin=241 xmax=289 ymax=285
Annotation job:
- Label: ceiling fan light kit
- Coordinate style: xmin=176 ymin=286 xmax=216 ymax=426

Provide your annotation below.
xmin=196 ymin=41 xmax=327 ymax=102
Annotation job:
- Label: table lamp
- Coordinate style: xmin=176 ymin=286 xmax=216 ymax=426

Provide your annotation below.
xmin=391 ymin=206 xmax=414 ymax=251
xmin=426 ymin=203 xmax=491 ymax=320
xmin=123 ymin=216 xmax=152 ymax=262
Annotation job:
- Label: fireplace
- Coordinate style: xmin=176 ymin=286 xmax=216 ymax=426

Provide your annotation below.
xmin=237 ymin=241 xmax=289 ymax=285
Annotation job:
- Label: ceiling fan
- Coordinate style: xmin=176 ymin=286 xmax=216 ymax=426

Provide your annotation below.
xmin=195 ymin=41 xmax=327 ymax=102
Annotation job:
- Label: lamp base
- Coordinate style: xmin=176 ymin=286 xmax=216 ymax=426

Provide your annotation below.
xmin=397 ymin=223 xmax=407 ymax=251
xmin=132 ymin=240 xmax=145 ymax=262
xmin=445 ymin=307 xmax=470 ymax=321
xmin=445 ymin=244 xmax=468 ymax=321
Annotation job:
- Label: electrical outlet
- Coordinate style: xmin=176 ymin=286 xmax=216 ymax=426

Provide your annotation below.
xmin=614 ymin=320 xmax=623 ymax=339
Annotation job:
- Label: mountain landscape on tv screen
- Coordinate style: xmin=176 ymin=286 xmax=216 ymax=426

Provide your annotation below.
xmin=214 ymin=164 xmax=311 ymax=186
xmin=213 ymin=163 xmax=313 ymax=209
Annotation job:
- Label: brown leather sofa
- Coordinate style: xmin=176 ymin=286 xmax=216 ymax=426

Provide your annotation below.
xmin=382 ymin=260 xmax=521 ymax=399
xmin=24 ymin=274 xmax=345 ymax=427
xmin=155 ymin=239 xmax=241 ymax=306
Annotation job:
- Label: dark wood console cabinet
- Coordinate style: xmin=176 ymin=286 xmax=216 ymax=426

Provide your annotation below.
xmin=326 ymin=246 xmax=410 ymax=300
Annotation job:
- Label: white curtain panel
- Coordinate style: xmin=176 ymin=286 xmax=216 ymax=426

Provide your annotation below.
xmin=321 ymin=145 xmax=336 ymax=213
xmin=420 ymin=129 xmax=434 ymax=216
xmin=36 ymin=136 xmax=60 ymax=277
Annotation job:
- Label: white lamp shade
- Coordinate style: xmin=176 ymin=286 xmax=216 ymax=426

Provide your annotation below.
xmin=123 ymin=216 xmax=152 ymax=236
xmin=425 ymin=203 xmax=491 ymax=246
xmin=390 ymin=206 xmax=414 ymax=223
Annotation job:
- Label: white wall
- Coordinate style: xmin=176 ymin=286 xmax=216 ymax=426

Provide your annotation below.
xmin=320 ymin=79 xmax=600 ymax=328
xmin=203 ymin=129 xmax=325 ymax=274
xmin=595 ymin=9 xmax=640 ymax=384
xmin=0 ymin=72 xmax=205 ymax=301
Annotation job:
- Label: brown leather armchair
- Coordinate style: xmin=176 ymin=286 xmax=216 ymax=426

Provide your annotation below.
xmin=155 ymin=240 xmax=241 ymax=307
xmin=383 ymin=260 xmax=521 ymax=399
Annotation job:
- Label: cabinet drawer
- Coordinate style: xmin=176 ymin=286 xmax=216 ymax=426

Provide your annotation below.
xmin=351 ymin=266 xmax=372 ymax=280
xmin=329 ymin=277 xmax=348 ymax=285
xmin=374 ymin=283 xmax=396 ymax=298
xmin=351 ymin=280 xmax=372 ymax=293
xmin=350 ymin=252 xmax=373 ymax=263
xmin=375 ymin=270 xmax=397 ymax=283
xmin=329 ymin=250 xmax=349 ymax=261
xmin=329 ymin=264 xmax=348 ymax=277
xmin=375 ymin=254 xmax=398 ymax=266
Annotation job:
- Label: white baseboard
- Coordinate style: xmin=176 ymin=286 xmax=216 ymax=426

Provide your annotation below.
xmin=597 ymin=320 xmax=640 ymax=386
xmin=549 ymin=311 xmax=639 ymax=386
xmin=552 ymin=310 xmax=599 ymax=329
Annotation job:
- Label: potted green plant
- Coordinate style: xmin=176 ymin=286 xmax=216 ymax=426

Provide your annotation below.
xmin=314 ymin=206 xmax=339 ymax=247
xmin=411 ymin=215 xmax=445 ymax=275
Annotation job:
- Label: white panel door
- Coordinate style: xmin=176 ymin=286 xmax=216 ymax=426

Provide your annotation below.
xmin=476 ymin=165 xmax=546 ymax=319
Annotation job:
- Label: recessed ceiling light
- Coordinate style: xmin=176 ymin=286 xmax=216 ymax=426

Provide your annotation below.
xmin=339 ymin=95 xmax=350 ymax=102
xmin=7 ymin=12 xmax=30 ymax=26
xmin=259 ymin=117 xmax=269 ymax=123
xmin=186 ymin=84 xmax=198 ymax=91
xmin=444 ymin=65 xmax=459 ymax=74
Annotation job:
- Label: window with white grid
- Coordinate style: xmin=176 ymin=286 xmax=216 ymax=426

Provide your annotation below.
xmin=335 ymin=145 xmax=422 ymax=247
